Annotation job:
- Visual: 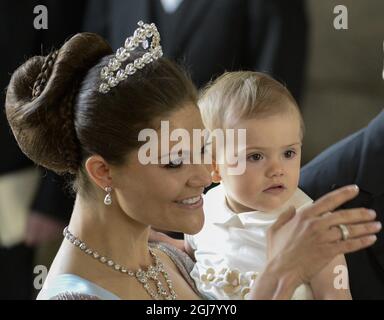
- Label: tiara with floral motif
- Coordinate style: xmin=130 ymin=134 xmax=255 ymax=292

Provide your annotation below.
xmin=98 ymin=21 xmax=163 ymax=94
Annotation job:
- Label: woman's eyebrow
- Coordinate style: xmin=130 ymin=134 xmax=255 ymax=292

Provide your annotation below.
xmin=158 ymin=131 xmax=213 ymax=160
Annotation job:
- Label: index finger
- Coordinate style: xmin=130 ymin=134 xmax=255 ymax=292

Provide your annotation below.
xmin=301 ymin=185 xmax=359 ymax=218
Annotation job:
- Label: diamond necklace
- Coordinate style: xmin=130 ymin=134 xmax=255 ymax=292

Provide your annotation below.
xmin=63 ymin=226 xmax=177 ymax=300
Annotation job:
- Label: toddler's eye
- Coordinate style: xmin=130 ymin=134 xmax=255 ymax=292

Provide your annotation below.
xmin=248 ymin=153 xmax=263 ymax=161
xmin=284 ymin=150 xmax=296 ymax=159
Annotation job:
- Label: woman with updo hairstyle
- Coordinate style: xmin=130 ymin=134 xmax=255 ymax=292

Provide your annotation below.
xmin=5 ymin=23 xmax=380 ymax=300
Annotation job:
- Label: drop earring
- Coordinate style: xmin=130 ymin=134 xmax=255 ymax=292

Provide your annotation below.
xmin=104 ymin=186 xmax=112 ymax=205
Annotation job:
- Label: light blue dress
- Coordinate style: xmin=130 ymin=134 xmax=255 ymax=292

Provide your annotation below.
xmin=37 ymin=274 xmax=120 ymax=300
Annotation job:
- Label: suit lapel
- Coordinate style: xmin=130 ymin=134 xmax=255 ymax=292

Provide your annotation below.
xmin=371 ymin=194 xmax=384 ymax=272
xmin=167 ymin=0 xmax=214 ymax=58
xmin=110 ymin=0 xmax=213 ymax=57
xmin=355 ymin=111 xmax=384 ymax=197
xmin=371 ymin=244 xmax=384 ymax=273
xmin=339 ymin=187 xmax=384 ymax=273
xmin=110 ymin=0 xmax=150 ymax=49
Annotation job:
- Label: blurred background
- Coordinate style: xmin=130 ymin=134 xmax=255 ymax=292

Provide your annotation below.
xmin=0 ymin=0 xmax=383 ymax=299
xmin=302 ymin=0 xmax=384 ymax=162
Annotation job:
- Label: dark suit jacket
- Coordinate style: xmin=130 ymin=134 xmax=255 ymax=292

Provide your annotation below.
xmin=1 ymin=0 xmax=87 ymax=222
xmin=300 ymin=110 xmax=384 ymax=299
xmin=83 ymin=0 xmax=308 ymax=101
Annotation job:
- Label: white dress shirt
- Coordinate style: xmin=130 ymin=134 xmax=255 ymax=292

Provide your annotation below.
xmin=185 ymin=184 xmax=314 ymax=300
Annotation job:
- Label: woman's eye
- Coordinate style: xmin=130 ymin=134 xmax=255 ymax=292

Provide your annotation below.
xmin=248 ymin=153 xmax=263 ymax=161
xmin=166 ymin=157 xmax=183 ymax=168
xmin=284 ymin=150 xmax=296 ymax=159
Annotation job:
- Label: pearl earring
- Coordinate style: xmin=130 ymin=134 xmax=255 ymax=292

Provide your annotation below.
xmin=104 ymin=186 xmax=112 ymax=205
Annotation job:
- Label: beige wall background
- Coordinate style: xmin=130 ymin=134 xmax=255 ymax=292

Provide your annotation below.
xmin=302 ymin=0 xmax=384 ymax=163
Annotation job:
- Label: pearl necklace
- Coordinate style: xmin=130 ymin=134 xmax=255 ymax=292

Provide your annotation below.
xmin=63 ymin=227 xmax=177 ymax=300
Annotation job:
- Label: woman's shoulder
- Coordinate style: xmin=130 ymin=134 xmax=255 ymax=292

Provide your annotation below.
xmin=49 ymin=292 xmax=100 ymax=300
xmin=37 ymin=274 xmax=120 ymax=300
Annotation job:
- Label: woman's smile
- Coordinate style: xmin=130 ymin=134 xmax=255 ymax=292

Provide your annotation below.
xmin=174 ymin=194 xmax=204 ymax=209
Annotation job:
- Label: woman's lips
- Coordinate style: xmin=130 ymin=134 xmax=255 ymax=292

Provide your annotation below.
xmin=174 ymin=195 xmax=204 ymax=209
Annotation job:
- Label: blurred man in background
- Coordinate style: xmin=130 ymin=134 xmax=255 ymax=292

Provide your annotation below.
xmin=84 ymin=0 xmax=309 ymax=102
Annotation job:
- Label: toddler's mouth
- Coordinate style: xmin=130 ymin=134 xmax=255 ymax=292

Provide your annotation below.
xmin=263 ymin=184 xmax=286 ymax=194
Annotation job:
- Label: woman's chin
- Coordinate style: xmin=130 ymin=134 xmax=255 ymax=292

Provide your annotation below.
xmin=180 ymin=211 xmax=205 ymax=235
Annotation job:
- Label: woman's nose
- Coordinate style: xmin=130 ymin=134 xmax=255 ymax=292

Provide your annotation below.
xmin=188 ymin=164 xmax=212 ymax=188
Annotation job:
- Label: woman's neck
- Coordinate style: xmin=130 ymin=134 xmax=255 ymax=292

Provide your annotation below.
xmin=66 ymin=195 xmax=153 ymax=271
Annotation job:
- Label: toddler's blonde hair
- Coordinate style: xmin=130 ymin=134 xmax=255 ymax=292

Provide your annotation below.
xmin=199 ymin=71 xmax=304 ymax=137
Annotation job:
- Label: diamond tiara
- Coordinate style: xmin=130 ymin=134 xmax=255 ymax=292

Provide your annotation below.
xmin=98 ymin=21 xmax=163 ymax=94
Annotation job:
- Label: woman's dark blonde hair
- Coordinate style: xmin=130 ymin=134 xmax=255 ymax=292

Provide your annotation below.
xmin=5 ymin=33 xmax=197 ymax=195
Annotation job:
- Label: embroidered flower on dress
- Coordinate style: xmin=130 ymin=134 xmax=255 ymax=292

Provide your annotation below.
xmin=200 ymin=267 xmax=216 ymax=290
xmin=199 ymin=267 xmax=259 ymax=299
xmin=215 ymin=268 xmax=243 ymax=296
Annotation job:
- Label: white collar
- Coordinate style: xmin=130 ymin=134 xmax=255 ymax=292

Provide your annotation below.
xmin=204 ymin=184 xmax=311 ymax=228
xmin=160 ymin=0 xmax=184 ymax=14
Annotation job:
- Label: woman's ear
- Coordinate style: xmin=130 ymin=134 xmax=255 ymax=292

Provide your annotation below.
xmin=85 ymin=155 xmax=113 ymax=189
xmin=211 ymin=160 xmax=222 ymax=183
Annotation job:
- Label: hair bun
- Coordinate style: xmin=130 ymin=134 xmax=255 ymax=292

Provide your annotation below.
xmin=5 ymin=33 xmax=113 ymax=174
